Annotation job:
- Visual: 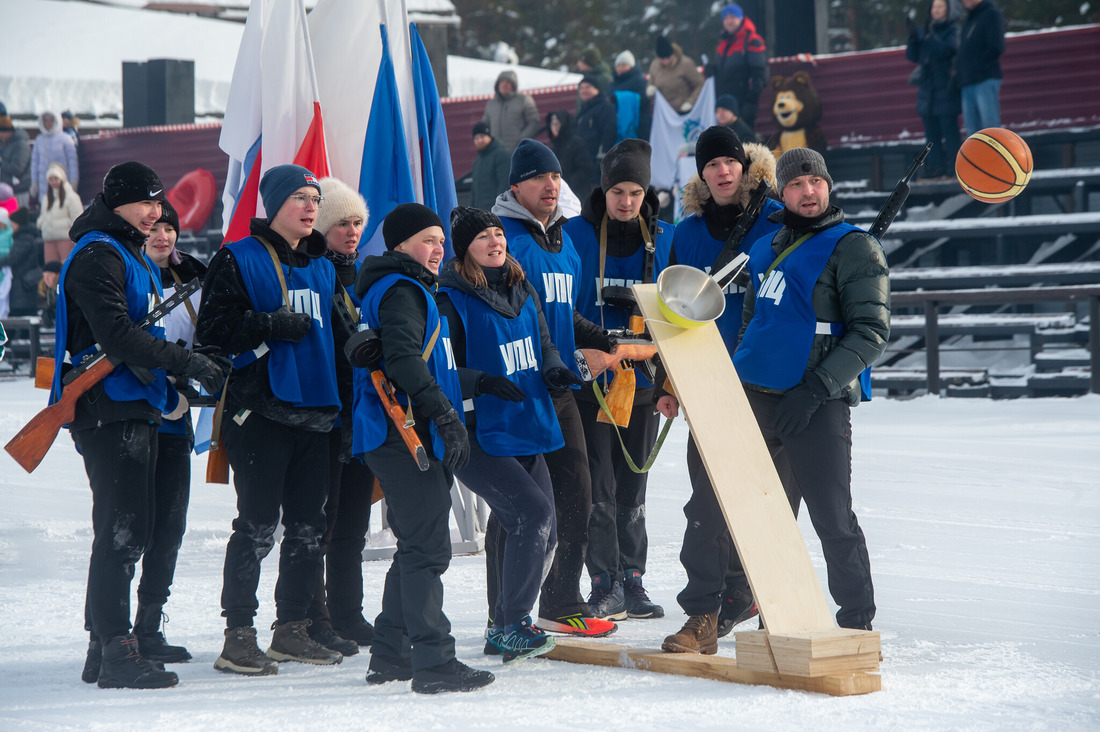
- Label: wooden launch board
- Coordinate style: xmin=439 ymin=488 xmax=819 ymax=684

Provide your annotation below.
xmin=543 ymin=283 xmax=880 ymax=695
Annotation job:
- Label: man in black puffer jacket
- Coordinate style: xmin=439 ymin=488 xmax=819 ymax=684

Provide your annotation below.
xmin=734 ymin=148 xmax=890 ymax=632
xmin=196 ymin=164 xmax=349 ymax=676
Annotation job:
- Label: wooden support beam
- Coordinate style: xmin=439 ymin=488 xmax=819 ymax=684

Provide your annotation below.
xmin=543 ymin=639 xmax=881 ymax=697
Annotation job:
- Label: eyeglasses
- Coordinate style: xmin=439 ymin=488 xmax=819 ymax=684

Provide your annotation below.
xmin=290 ymin=193 xmax=324 ymax=207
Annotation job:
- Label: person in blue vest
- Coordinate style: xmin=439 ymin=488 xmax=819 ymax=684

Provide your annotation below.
xmin=196 ymin=164 xmax=347 ymax=675
xmin=437 ymin=205 xmax=581 ymax=662
xmin=56 ymin=161 xmax=228 ymax=689
xmin=657 ymin=125 xmax=786 ymax=655
xmin=302 ymin=176 xmax=373 ymax=657
xmin=563 ymin=139 xmax=671 ymax=622
xmin=491 ymin=139 xmax=618 ymax=639
xmin=351 ymin=202 xmax=494 ymax=694
xmin=734 ymin=147 xmax=890 ymax=631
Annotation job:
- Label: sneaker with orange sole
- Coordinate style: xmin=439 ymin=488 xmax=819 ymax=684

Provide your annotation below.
xmin=536 ymin=612 xmax=617 ymax=637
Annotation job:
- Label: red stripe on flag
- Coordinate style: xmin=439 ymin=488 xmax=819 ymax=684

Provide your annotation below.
xmin=292 ymin=102 xmax=330 ymax=179
xmin=223 ymin=148 xmax=263 ymax=244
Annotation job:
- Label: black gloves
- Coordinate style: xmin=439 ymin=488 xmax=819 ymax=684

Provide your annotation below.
xmin=181 ymin=351 xmax=230 ymax=395
xmin=433 ymin=408 xmax=470 ymax=471
xmin=476 ymin=373 xmax=526 ymax=402
xmin=268 ymin=306 xmax=312 ymax=343
xmin=774 ymin=372 xmax=829 ymax=437
xmin=544 ymin=366 xmax=584 ymax=391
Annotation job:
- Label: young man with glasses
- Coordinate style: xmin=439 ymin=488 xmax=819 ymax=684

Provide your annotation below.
xmin=196 ymin=164 xmax=352 ymax=676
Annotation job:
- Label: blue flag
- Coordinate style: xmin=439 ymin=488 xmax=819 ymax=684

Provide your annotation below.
xmin=410 ymin=22 xmax=458 ymax=257
xmin=359 ymin=24 xmax=416 ymax=256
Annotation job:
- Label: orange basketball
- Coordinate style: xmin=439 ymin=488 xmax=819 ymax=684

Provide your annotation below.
xmin=955 ymin=128 xmax=1033 ymax=203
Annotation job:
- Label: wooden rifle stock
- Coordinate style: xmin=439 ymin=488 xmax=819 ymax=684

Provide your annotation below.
xmin=34 ymin=357 xmax=54 ymax=390
xmin=5 ymin=354 xmax=115 ymax=472
xmin=205 ymin=437 xmax=230 ymax=484
xmin=596 ymin=315 xmax=650 ymax=428
xmin=371 ymin=370 xmax=430 ymax=471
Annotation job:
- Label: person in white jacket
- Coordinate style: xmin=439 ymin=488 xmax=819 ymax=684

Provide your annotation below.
xmin=38 ymin=162 xmax=84 ymax=264
xmin=30 ymin=111 xmax=79 ymax=205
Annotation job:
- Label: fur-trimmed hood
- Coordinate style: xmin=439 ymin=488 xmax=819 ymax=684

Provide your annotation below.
xmin=680 ymin=141 xmax=777 ymax=217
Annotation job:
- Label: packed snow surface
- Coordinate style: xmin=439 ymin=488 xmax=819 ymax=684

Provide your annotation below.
xmin=0 ymin=378 xmax=1097 ymax=730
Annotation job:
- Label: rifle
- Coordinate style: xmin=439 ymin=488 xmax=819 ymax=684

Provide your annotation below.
xmin=870 ymin=141 xmax=933 ymax=239
xmin=574 ymin=339 xmax=658 ymax=381
xmin=331 ymin=293 xmax=429 ymax=471
xmin=5 ymin=278 xmax=201 ymax=473
xmin=710 ymin=178 xmax=772 ymax=290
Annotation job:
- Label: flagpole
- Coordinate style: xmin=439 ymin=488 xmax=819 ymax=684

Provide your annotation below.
xmin=297 ymin=0 xmax=330 ymax=164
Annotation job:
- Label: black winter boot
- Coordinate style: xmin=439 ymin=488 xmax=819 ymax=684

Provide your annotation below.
xmin=97 ymin=634 xmax=179 ymax=689
xmin=134 ymin=605 xmax=192 ymax=663
xmin=307 ymin=620 xmax=359 ymax=656
xmin=81 ymin=635 xmax=101 ymax=684
xmin=332 ymin=614 xmax=374 ymax=647
xmin=716 ymin=589 xmax=758 ymax=638
xmin=365 ymin=653 xmax=413 ymax=685
xmin=411 ymin=658 xmax=494 ymax=694
xmin=266 ymin=620 xmax=342 ymax=665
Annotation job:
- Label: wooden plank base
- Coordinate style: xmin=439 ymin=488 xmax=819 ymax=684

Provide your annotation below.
xmin=735 ymin=629 xmax=881 ymax=676
xmin=544 ymin=638 xmax=881 ymax=697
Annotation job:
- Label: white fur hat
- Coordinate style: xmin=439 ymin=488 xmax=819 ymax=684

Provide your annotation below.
xmin=615 ymin=50 xmax=636 ymax=68
xmin=314 ymin=177 xmax=369 ymax=235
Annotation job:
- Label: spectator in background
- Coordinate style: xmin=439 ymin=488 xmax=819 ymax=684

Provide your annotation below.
xmin=62 ymin=111 xmax=81 ymax=147
xmin=0 ymin=114 xmax=32 ymax=206
xmin=576 ymin=46 xmax=613 ymax=98
xmin=30 ymin=111 xmax=79 ymax=208
xmin=716 ymin=94 xmax=758 ymax=143
xmin=0 ymin=207 xmax=45 ymax=318
xmin=38 ymin=162 xmax=84 ymax=265
xmin=611 ymin=50 xmax=652 ymax=141
xmin=907 ymin=0 xmax=963 ymax=178
xmin=708 ymin=4 xmax=768 ymax=131
xmin=957 ymin=0 xmax=1005 ymax=134
xmin=0 ymin=183 xmax=16 ymax=214
xmin=545 ymin=110 xmax=595 ymax=197
xmin=574 ymin=76 xmax=619 ymax=194
xmin=39 ymin=261 xmax=60 ymax=328
xmin=470 ymin=122 xmax=512 ymax=210
xmin=648 ymin=37 xmax=705 ymax=114
xmin=481 ymin=70 xmax=542 ymax=154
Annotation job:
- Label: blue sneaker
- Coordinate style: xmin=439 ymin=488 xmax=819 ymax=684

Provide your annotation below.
xmin=486 ymin=617 xmax=556 ymax=664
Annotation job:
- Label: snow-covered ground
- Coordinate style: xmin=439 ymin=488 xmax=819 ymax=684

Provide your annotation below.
xmin=1 ymin=378 xmax=1098 ymax=730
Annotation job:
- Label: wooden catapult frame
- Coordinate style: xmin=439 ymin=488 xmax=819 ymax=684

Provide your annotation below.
xmin=543 ymin=284 xmax=881 ymax=696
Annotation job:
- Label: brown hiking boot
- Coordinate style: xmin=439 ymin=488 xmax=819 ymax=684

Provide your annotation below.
xmin=661 ymin=612 xmax=719 ymax=655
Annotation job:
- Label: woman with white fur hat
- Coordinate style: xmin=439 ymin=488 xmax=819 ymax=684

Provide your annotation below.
xmin=37 ymin=161 xmax=83 ymax=264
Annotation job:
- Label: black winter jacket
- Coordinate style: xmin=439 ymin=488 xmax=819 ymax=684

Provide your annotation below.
xmin=740 ymin=206 xmax=891 ymax=405
xmin=62 ymin=195 xmax=193 ymax=430
xmin=470 ymin=137 xmax=512 ymax=210
xmin=195 ymin=218 xmax=343 ymax=432
xmin=906 ymin=7 xmax=962 ymax=117
xmin=547 ymin=110 xmax=596 ymax=199
xmin=353 ymin=250 xmax=454 ymax=422
xmin=574 ymin=93 xmax=618 ymax=187
xmin=957 ymin=0 xmax=1004 ymax=87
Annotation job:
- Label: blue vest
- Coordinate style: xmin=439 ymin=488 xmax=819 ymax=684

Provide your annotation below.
xmin=501 ymin=216 xmax=583 ymax=380
xmin=443 ymin=286 xmax=564 ymax=457
xmin=228 ymin=237 xmax=340 ymax=409
xmin=733 ymin=223 xmax=861 ymax=392
xmin=564 ymin=215 xmax=672 ymax=388
xmin=353 ymin=272 xmax=463 ymax=458
xmin=670 ymin=198 xmax=784 ymax=357
xmin=51 ymin=233 xmax=171 ymax=413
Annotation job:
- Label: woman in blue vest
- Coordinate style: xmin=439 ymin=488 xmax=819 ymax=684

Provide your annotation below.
xmin=197 ymin=164 xmax=347 ymax=675
xmin=563 ymin=139 xmax=671 ymax=622
xmin=351 ymin=203 xmax=494 ymax=694
xmin=58 ymin=162 xmax=227 ymax=689
xmin=437 ymin=205 xmax=580 ymax=663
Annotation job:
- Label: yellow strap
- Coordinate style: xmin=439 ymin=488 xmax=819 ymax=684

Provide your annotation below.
xmin=762 ymin=232 xmax=814 ymax=282
xmin=255 ymin=235 xmax=291 ymax=309
xmin=169 ymin=267 xmax=198 ymax=325
xmin=403 ymin=320 xmax=441 ymax=424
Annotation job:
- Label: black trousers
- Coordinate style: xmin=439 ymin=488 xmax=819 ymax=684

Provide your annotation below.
xmin=360 ymin=420 xmax=455 ymax=671
xmin=459 ymin=442 xmax=555 ymax=627
xmin=676 ymin=430 xmax=800 ymax=616
xmin=745 ymin=390 xmax=876 ymax=628
xmin=136 ymin=432 xmax=192 ymax=608
xmin=220 ymin=413 xmax=329 ymax=628
xmin=308 ymin=431 xmax=375 ymax=627
xmin=577 ymin=395 xmax=659 ymax=582
xmin=537 ymin=389 xmax=593 ymax=617
xmin=74 ymin=421 xmax=159 ymax=643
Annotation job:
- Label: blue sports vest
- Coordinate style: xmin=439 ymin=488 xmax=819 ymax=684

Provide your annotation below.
xmin=733 ymin=223 xmax=862 ymax=392
xmin=51 ymin=232 xmax=171 ymax=413
xmin=500 ymin=216 xmax=583 ymax=380
xmin=228 ymin=237 xmax=340 ymax=409
xmin=669 ymin=198 xmax=784 ymax=357
xmin=353 ymin=273 xmax=463 ymax=458
xmin=564 ymin=215 xmax=672 ymax=388
xmin=442 ymin=286 xmax=564 ymax=457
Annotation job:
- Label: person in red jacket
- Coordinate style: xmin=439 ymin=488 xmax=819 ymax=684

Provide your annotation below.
xmin=708 ymin=4 xmax=769 ymax=131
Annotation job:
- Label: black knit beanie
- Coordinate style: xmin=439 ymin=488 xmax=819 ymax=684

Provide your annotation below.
xmin=509 ymin=138 xmax=561 ymax=185
xmin=656 ymin=36 xmax=674 ymax=59
xmin=157 ymin=198 xmax=180 ymax=234
xmin=601 ymin=138 xmax=652 ymax=192
xmin=103 ymin=161 xmax=166 ymax=209
xmin=695 ymin=125 xmax=748 ymax=175
xmin=383 ymin=203 xmax=444 ymax=251
xmin=10 ymin=207 xmax=30 ymax=227
xmin=472 ymin=121 xmax=491 ymax=138
xmin=580 ymin=73 xmax=603 ymax=92
xmin=449 ymin=206 xmax=504 ymax=260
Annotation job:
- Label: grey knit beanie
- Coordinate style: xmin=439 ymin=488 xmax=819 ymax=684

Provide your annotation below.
xmin=776 ymin=148 xmax=833 ymax=191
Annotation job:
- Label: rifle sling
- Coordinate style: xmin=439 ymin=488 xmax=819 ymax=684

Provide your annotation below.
xmin=591 ymin=380 xmax=673 ymax=474
xmin=762 ymin=232 xmax=813 ymax=282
